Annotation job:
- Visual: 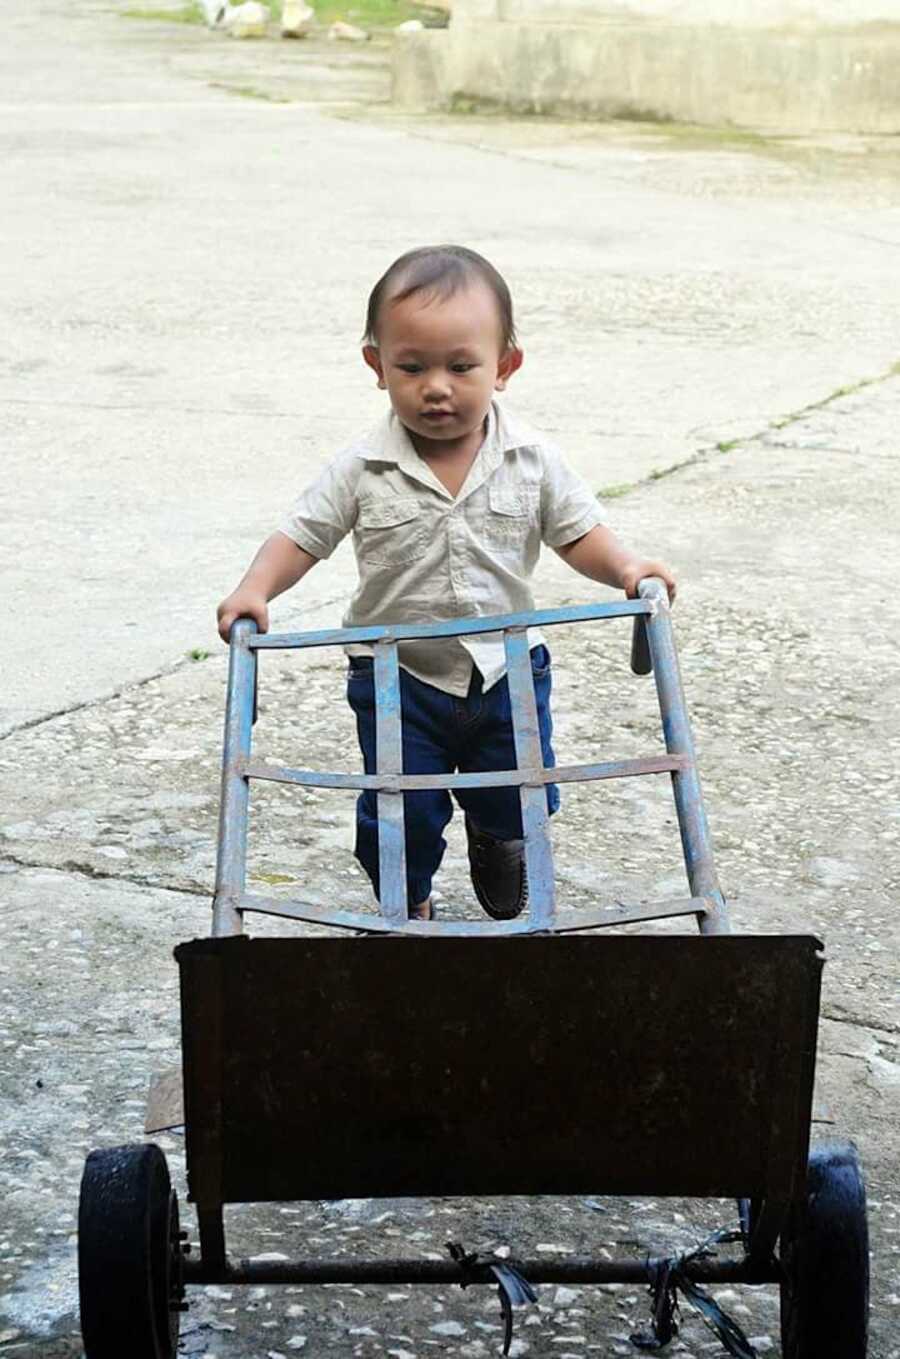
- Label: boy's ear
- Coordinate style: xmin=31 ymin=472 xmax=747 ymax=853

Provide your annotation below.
xmin=362 ymin=345 xmax=386 ymax=389
xmin=495 ymin=346 xmax=524 ymax=391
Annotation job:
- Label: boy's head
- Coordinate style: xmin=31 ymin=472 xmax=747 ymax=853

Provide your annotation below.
xmin=363 ymin=245 xmax=517 ymax=351
xmin=362 ymin=245 xmax=523 ymax=448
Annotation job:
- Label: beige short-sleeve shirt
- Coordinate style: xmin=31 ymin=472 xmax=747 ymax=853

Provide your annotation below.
xmin=279 ymin=401 xmax=607 ymax=696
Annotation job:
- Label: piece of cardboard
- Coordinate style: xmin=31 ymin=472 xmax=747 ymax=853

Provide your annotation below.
xmin=145 ymin=1065 xmax=184 ymax=1134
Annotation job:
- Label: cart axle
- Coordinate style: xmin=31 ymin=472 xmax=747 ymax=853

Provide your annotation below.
xmin=181 ymin=1253 xmax=781 ymax=1288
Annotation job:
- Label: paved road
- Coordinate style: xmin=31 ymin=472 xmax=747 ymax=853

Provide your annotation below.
xmin=1 ymin=3 xmax=898 ymax=1357
xmin=3 ymin=0 xmax=900 ymax=729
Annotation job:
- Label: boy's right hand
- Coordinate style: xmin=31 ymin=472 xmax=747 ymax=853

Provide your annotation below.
xmin=216 ymin=533 xmax=319 ymax=643
xmin=216 ymin=589 xmax=269 ymax=643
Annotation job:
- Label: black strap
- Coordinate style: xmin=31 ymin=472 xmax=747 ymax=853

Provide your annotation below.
xmin=630 ymin=1228 xmax=758 ymax=1358
xmin=446 ymin=1242 xmax=537 ymax=1356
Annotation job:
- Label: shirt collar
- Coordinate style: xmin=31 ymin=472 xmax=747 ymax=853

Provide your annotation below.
xmin=357 ymin=400 xmax=536 ymax=495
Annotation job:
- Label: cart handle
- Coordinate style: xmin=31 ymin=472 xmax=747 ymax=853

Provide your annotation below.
xmin=630 ymin=576 xmax=668 ymax=676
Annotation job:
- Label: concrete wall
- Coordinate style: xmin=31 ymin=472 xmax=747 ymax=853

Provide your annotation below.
xmin=395 ymin=0 xmax=900 ymax=131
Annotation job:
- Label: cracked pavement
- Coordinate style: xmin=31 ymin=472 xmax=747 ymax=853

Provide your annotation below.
xmin=2 ymin=2 xmax=899 ymax=1356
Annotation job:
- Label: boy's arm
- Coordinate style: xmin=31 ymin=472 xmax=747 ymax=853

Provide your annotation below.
xmin=217 ymin=531 xmax=319 ymax=641
xmin=554 ymin=525 xmax=677 ymax=602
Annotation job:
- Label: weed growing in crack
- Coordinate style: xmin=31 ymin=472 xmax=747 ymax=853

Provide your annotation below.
xmin=597 ymin=482 xmax=635 ymax=499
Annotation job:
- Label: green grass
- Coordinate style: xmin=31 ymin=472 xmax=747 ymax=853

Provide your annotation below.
xmin=122 ymin=2 xmax=205 ymax=22
xmin=654 ymin=120 xmax=771 ymax=151
xmin=596 ymin=482 xmax=635 ymax=500
xmin=122 ymin=0 xmax=447 ymax=29
xmin=309 ymin=0 xmax=448 ymax=28
xmin=187 ymin=647 xmax=211 ymax=661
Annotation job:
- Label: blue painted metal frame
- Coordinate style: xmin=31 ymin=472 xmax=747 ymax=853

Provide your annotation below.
xmin=638 ymin=579 xmax=729 ymax=934
xmin=373 ymin=639 xmax=406 ymax=925
xmin=212 ymin=579 xmax=727 ymax=938
xmin=249 ymin=600 xmax=652 ymax=651
xmin=504 ymin=626 xmax=556 ymax=928
xmin=213 ymin=623 xmax=257 ymax=939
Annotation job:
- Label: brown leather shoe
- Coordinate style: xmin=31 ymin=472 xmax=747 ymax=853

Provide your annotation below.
xmin=465 ymin=817 xmax=528 ymax=920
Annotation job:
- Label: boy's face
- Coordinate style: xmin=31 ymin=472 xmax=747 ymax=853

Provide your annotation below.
xmin=362 ymin=281 xmax=522 ymax=451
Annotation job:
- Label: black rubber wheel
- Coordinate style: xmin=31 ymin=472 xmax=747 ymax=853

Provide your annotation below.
xmin=737 ymin=1197 xmax=761 ymax=1243
xmin=79 ymin=1143 xmax=183 ymax=1359
xmin=780 ymin=1139 xmax=869 ymax=1359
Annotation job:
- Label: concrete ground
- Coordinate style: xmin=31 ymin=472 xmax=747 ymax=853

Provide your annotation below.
xmin=1 ymin=2 xmax=898 ymax=1356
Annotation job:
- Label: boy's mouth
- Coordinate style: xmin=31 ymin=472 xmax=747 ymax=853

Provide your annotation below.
xmin=421 ymin=409 xmax=454 ymax=422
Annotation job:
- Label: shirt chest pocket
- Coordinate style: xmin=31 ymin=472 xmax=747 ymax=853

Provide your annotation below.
xmin=484 ymin=484 xmax=539 ymax=549
xmin=356 ymin=496 xmax=429 ymax=567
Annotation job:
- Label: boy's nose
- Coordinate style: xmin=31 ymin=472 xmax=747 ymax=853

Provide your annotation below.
xmin=423 ymin=371 xmax=452 ymax=398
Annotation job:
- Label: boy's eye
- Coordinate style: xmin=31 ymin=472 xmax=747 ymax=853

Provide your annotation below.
xmin=397 ymin=363 xmax=423 ymax=374
xmin=450 ymin=363 xmax=476 ymax=373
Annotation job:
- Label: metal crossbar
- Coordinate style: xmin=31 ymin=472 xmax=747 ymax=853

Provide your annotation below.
xmin=238 ymin=894 xmax=709 ymax=936
xmin=247 ymin=600 xmax=653 ymax=651
xmin=240 ymin=753 xmax=688 ymax=792
xmin=213 ymin=580 xmax=729 ymax=938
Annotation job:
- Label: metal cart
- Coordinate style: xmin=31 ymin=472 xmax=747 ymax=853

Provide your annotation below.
xmin=77 ymin=579 xmax=869 ymax=1358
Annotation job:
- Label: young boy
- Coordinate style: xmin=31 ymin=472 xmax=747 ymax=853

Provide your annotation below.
xmin=217 ymin=245 xmax=676 ymax=922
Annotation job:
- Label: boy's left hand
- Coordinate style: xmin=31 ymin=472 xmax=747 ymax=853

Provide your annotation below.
xmin=620 ymin=560 xmax=677 ymax=604
xmin=554 ymin=528 xmax=676 ymax=604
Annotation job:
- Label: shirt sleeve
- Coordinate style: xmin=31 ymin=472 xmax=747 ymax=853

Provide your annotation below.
xmin=539 ymin=444 xmax=608 ymax=548
xmin=278 ymin=452 xmax=361 ymax=561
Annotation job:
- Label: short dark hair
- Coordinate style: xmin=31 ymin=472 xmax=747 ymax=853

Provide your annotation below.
xmin=363 ymin=245 xmax=517 ymax=349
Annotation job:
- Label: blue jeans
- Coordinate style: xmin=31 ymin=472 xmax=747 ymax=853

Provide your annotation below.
xmin=346 ymin=646 xmax=559 ymax=907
